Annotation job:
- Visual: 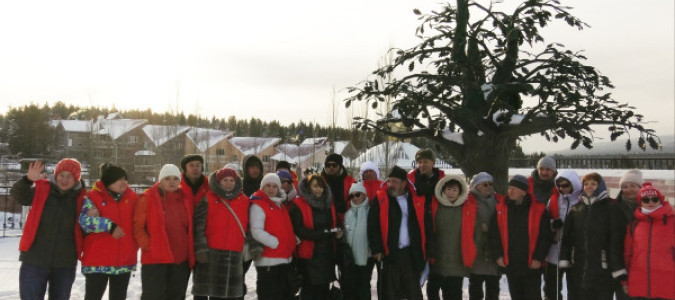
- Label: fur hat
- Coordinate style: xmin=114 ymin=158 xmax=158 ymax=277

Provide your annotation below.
xmin=637 ymin=182 xmax=665 ymax=203
xmin=55 ymin=158 xmax=82 ymax=182
xmin=325 ymin=153 xmax=343 ymax=166
xmin=508 ymin=174 xmax=529 ymax=192
xmin=537 ymin=156 xmax=557 ymax=172
xmin=260 ymin=173 xmax=281 ymax=188
xmin=215 ymin=167 xmax=239 ymax=182
xmin=158 ymin=164 xmax=181 ymax=182
xmin=388 ymin=166 xmax=408 ymax=182
xmin=359 ymin=161 xmax=380 ymax=180
xmin=100 ymin=163 xmax=127 ymax=187
xmin=180 ymin=154 xmax=204 ymax=172
xmin=470 ymin=172 xmax=493 ymax=187
xmin=276 ymin=160 xmax=291 ymax=170
xmin=620 ymin=169 xmax=644 ymax=187
xmin=415 ymin=148 xmax=435 ymax=162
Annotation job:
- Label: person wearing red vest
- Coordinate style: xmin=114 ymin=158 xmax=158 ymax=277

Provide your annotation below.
xmin=12 ymin=158 xmax=86 ymax=300
xmin=559 ymin=172 xmax=614 ymax=300
xmin=321 ymin=153 xmax=355 ymax=225
xmin=528 ymin=156 xmax=558 ymax=205
xmin=489 ymin=175 xmax=551 ymax=300
xmin=192 ymin=167 xmax=250 ymax=299
xmin=249 ymin=173 xmax=296 ymax=300
xmin=408 ymin=148 xmax=446 ymax=209
xmin=133 ymin=164 xmax=195 ymax=300
xmin=427 ymin=174 xmax=479 ymax=300
xmin=79 ymin=163 xmax=139 ymax=300
xmin=289 ymin=175 xmax=340 ymax=299
xmin=180 ymin=154 xmax=209 ymax=207
xmin=359 ymin=161 xmax=383 ymax=203
xmin=623 ymin=183 xmax=675 ymax=300
xmin=368 ymin=166 xmax=432 ymax=300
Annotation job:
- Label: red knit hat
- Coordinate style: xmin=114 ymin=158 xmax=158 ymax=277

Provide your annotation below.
xmin=215 ymin=167 xmax=239 ymax=182
xmin=55 ymin=158 xmax=82 ymax=182
xmin=637 ymin=182 xmax=665 ymax=203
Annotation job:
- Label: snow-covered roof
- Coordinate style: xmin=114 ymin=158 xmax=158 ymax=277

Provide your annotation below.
xmin=352 ymin=141 xmax=420 ymax=170
xmin=105 ymin=112 xmax=121 ymax=120
xmin=59 ymin=120 xmax=94 ymax=133
xmin=48 ymin=120 xmax=60 ymax=128
xmin=229 ymin=137 xmax=281 ymax=156
xmin=186 ymin=128 xmax=234 ymax=152
xmin=135 ymin=150 xmax=156 ymax=156
xmin=333 ymin=140 xmax=349 ymax=154
xmin=301 ymin=137 xmax=328 ymax=146
xmin=142 ymin=125 xmax=191 ymax=147
xmin=93 ymin=119 xmax=147 ymax=140
xmin=272 ymin=144 xmax=325 ymax=163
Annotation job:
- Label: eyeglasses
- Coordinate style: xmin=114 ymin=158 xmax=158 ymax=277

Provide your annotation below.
xmin=349 ymin=193 xmax=364 ymax=199
xmin=558 ymin=183 xmax=571 ymax=189
xmin=325 ymin=163 xmax=339 ymax=168
xmin=641 ymin=197 xmax=660 ymax=204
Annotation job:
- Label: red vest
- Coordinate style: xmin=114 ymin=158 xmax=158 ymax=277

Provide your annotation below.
xmin=527 ymin=177 xmax=559 ymax=218
xmin=495 ymin=197 xmax=546 ymax=266
xmin=139 ymin=183 xmax=195 ymax=267
xmin=292 ymin=196 xmax=336 ymax=259
xmin=204 ymin=191 xmax=250 ymax=252
xmin=81 ymin=181 xmax=139 ymax=267
xmin=376 ymin=188 xmax=427 ymax=258
xmin=431 ymin=194 xmax=478 ymax=267
xmin=362 ymin=179 xmax=384 ymax=204
xmin=182 ymin=174 xmax=209 ymax=207
xmin=251 ymin=190 xmax=296 ymax=259
xmin=19 ymin=180 xmax=85 ymax=258
xmin=407 ymin=169 xmax=446 ymax=187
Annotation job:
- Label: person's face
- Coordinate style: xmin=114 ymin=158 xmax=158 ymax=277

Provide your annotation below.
xmin=324 ymin=161 xmax=340 ymax=176
xmin=620 ymin=182 xmax=641 ymax=201
xmin=185 ymin=161 xmax=203 ymax=181
xmin=262 ymin=183 xmax=279 ymax=198
xmin=474 ymin=181 xmax=493 ymax=197
xmin=280 ymin=179 xmax=293 ymax=193
xmin=247 ymin=165 xmax=261 ymax=179
xmin=386 ymin=177 xmax=407 ymax=197
xmin=444 ymin=186 xmax=460 ymax=202
xmin=107 ymin=177 xmax=128 ymax=194
xmin=349 ymin=192 xmax=366 ymax=205
xmin=507 ymin=186 xmax=527 ymax=201
xmin=219 ymin=176 xmax=236 ymax=192
xmin=640 ymin=195 xmax=661 ymax=210
xmin=556 ymin=179 xmax=573 ymax=195
xmin=538 ymin=167 xmax=555 ymax=181
xmin=362 ymin=169 xmax=377 ymax=181
xmin=583 ymin=180 xmax=598 ymax=196
xmin=56 ymin=171 xmax=76 ymax=191
xmin=309 ymin=180 xmax=324 ymax=198
xmin=416 ymin=158 xmax=434 ymax=176
xmin=160 ymin=176 xmax=181 ymax=192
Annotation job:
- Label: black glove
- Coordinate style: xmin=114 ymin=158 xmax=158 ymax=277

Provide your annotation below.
xmin=552 ymin=219 xmax=564 ymax=230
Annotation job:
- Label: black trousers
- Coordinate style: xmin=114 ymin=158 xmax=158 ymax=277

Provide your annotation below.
xmin=380 ymin=248 xmax=423 ymax=300
xmin=543 ymin=263 xmax=577 ymax=300
xmin=342 ymin=263 xmax=373 ymax=300
xmin=140 ymin=262 xmax=191 ymax=300
xmin=84 ymin=273 xmax=131 ymax=300
xmin=612 ymin=278 xmax=630 ymax=300
xmin=256 ymin=264 xmax=294 ymax=300
xmin=468 ymin=274 xmax=500 ymax=300
xmin=506 ymin=273 xmax=542 ymax=300
xmin=578 ymin=283 xmax=614 ymax=300
xmin=426 ymin=274 xmax=464 ymax=300
xmin=193 ymin=296 xmax=228 ymax=300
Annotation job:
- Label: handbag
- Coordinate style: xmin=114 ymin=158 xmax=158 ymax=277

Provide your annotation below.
xmin=218 ymin=198 xmax=262 ymax=260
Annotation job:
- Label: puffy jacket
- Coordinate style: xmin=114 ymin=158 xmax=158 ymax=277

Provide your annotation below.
xmin=290 ymin=196 xmax=336 ymax=259
xmin=181 ymin=174 xmax=209 ymax=207
xmin=408 ymin=168 xmax=445 ymax=207
xmin=250 ymin=190 xmax=296 ymax=259
xmin=624 ymin=204 xmax=675 ymax=299
xmin=608 ymin=191 xmax=639 ymax=278
xmin=545 ymin=170 xmax=582 ymax=264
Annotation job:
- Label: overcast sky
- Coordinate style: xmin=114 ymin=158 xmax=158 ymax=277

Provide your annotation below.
xmin=0 ymin=0 xmax=672 ymax=152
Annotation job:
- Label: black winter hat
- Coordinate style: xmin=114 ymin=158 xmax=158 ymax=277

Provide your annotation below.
xmin=180 ymin=154 xmax=204 ymax=172
xmin=388 ymin=166 xmax=408 ymax=182
xmin=276 ymin=160 xmax=291 ymax=170
xmin=100 ymin=163 xmax=127 ymax=187
xmin=508 ymin=174 xmax=530 ymax=192
xmin=325 ymin=153 xmax=343 ymax=166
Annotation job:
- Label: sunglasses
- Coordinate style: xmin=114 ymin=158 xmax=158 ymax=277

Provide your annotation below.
xmin=325 ymin=163 xmax=339 ymax=168
xmin=641 ymin=197 xmax=660 ymax=204
xmin=349 ymin=193 xmax=364 ymax=199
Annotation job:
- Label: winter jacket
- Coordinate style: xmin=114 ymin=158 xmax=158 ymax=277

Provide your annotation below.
xmin=133 ymin=182 xmax=195 ymax=268
xmin=250 ymin=189 xmax=296 ymax=265
xmin=528 ymin=169 xmax=558 ymax=205
xmin=242 ymin=155 xmax=263 ymax=197
xmin=79 ymin=180 xmax=138 ymax=273
xmin=408 ymin=168 xmax=445 ymax=207
xmin=609 ymin=191 xmax=639 ymax=279
xmin=624 ymin=203 xmax=675 ymax=299
xmin=322 ymin=166 xmax=355 ymax=217
xmin=559 ymin=186 xmax=614 ymax=288
xmin=181 ymin=173 xmax=209 ymax=207
xmin=13 ymin=177 xmax=86 ymax=268
xmin=545 ymin=170 xmax=582 ymax=264
xmin=471 ymin=191 xmax=503 ymax=276
xmin=489 ymin=194 xmax=551 ymax=276
xmin=344 ymin=197 xmax=370 ymax=266
xmin=359 ymin=161 xmax=384 ymax=202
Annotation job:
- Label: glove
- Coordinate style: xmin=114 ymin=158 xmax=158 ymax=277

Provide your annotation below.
xmin=552 ymin=219 xmax=564 ymax=230
xmin=196 ymin=252 xmax=209 ymax=264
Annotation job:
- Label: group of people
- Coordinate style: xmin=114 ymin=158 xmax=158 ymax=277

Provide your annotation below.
xmin=11 ymin=150 xmax=674 ymax=300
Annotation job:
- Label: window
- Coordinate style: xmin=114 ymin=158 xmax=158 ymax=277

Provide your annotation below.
xmin=128 ymin=135 xmax=138 ymax=143
xmin=263 ymin=155 xmax=270 ymax=162
xmin=216 ymin=148 xmax=225 ymax=156
xmin=232 ymin=155 xmax=238 ymax=162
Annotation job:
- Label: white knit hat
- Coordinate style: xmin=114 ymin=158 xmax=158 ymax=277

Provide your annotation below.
xmin=158 ymin=164 xmax=182 ymax=182
xmin=260 ymin=173 xmax=281 ymax=188
xmin=620 ymin=169 xmax=644 ymax=187
xmin=349 ymin=182 xmax=367 ymax=195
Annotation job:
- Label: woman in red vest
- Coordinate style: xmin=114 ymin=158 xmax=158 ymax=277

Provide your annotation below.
xmin=192 ymin=166 xmax=250 ymax=300
xmin=249 ymin=173 xmax=297 ymax=300
xmin=133 ymin=164 xmax=195 ymax=300
xmin=79 ymin=163 xmax=139 ymax=300
xmin=623 ymin=183 xmax=675 ymax=300
xmin=289 ymin=174 xmax=341 ymax=299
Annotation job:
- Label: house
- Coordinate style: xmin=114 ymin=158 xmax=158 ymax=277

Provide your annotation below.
xmin=90 ymin=117 xmax=148 ymax=181
xmin=133 ymin=124 xmax=192 ymax=182
xmin=227 ymin=137 xmax=281 ymax=173
xmin=185 ymin=128 xmax=235 ymax=173
xmin=270 ymin=143 xmax=326 ymax=174
xmin=52 ymin=119 xmax=95 ymax=161
xmin=351 ymin=141 xmax=451 ymax=175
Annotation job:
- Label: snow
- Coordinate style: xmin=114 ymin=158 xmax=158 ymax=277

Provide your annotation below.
xmin=492 ymin=109 xmax=525 ymax=126
xmin=301 ymin=137 xmax=328 ymax=146
xmin=271 ymin=144 xmax=325 ymax=163
xmin=93 ymin=119 xmax=148 ymax=140
xmin=59 ymin=120 xmax=94 ymax=133
xmin=351 ymin=141 xmax=449 ymax=171
xmin=481 ymin=83 xmax=495 ymax=100
xmin=333 ymin=140 xmax=349 ymax=154
xmin=142 ymin=125 xmax=191 ymax=147
xmin=441 ymin=129 xmax=465 ymax=145
xmin=134 ymin=150 xmax=156 ymax=156
xmin=185 ymin=128 xmax=233 ymax=152
xmin=229 ymin=137 xmax=280 ymax=156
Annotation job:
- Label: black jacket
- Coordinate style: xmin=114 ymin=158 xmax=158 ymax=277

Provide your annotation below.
xmin=242 ymin=154 xmax=263 ymax=197
xmin=608 ymin=192 xmax=638 ymax=276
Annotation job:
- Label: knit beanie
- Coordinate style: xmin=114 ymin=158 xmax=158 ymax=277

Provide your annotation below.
xmin=180 ymin=154 xmax=204 ymax=172
xmin=637 ymin=182 xmax=665 ymax=203
xmin=55 ymin=158 xmax=82 ymax=182
xmin=277 ymin=171 xmax=292 ymax=182
xmin=349 ymin=182 xmax=367 ymax=196
xmin=215 ymin=167 xmax=239 ymax=182
xmin=388 ymin=166 xmax=408 ymax=182
xmin=620 ymin=169 xmax=644 ymax=187
xmin=508 ymin=174 xmax=529 ymax=192
xmin=276 ymin=160 xmax=291 ymax=171
xmin=100 ymin=163 xmax=127 ymax=187
xmin=415 ymin=148 xmax=435 ymax=162
xmin=158 ymin=164 xmax=182 ymax=182
xmin=325 ymin=153 xmax=343 ymax=166
xmin=470 ymin=172 xmax=493 ymax=187
xmin=537 ymin=156 xmax=557 ymax=172
xmin=260 ymin=173 xmax=281 ymax=188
